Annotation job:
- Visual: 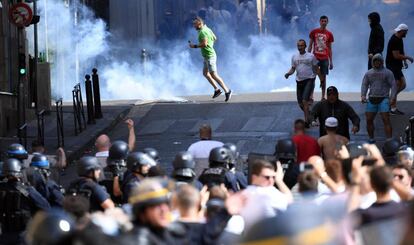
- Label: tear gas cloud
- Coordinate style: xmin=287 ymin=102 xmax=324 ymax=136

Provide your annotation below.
xmin=27 ymin=0 xmax=109 ymax=100
xmin=29 ymin=1 xmax=414 ymax=101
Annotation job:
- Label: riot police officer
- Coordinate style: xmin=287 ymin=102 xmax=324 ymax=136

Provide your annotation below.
xmin=223 ymin=143 xmax=248 ymax=189
xmin=122 ymin=152 xmax=156 ymax=203
xmin=0 ymin=158 xmax=50 ymax=244
xmin=26 ymin=209 xmax=75 ymax=245
xmin=7 ymin=143 xmax=29 ymax=163
xmin=274 ymin=138 xmax=298 ymax=189
xmin=127 ymin=178 xmax=188 ymax=244
xmin=27 ymin=153 xmax=64 ymax=207
xmin=143 ymin=147 xmax=161 ymax=164
xmin=67 ymin=156 xmax=114 ymax=211
xmin=100 ymin=140 xmax=129 ymax=204
xmin=171 ymin=151 xmax=203 ymax=190
xmin=199 ymin=147 xmax=239 ymax=192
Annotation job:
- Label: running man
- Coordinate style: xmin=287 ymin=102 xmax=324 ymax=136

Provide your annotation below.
xmin=189 ymin=17 xmax=232 ymax=102
xmin=308 ymin=15 xmax=334 ymax=101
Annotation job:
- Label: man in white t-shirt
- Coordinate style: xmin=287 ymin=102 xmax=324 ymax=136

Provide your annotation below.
xmin=285 ymin=39 xmax=320 ymax=127
xmin=241 ymin=160 xmax=293 ymax=231
xmin=188 ymin=124 xmax=223 ymax=176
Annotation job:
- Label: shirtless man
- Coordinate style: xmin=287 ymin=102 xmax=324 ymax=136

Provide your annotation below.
xmin=318 ymin=117 xmax=348 ymax=160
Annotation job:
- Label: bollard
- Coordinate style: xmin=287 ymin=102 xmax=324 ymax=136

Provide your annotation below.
xmin=85 ymin=74 xmax=95 ymax=124
xmin=92 ymin=68 xmax=103 ymax=119
xmin=410 ymin=116 xmax=414 ymax=147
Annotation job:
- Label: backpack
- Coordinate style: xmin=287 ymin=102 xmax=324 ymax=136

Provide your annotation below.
xmin=198 ymin=167 xmax=228 ymax=188
xmin=0 ymin=182 xmax=32 ymax=232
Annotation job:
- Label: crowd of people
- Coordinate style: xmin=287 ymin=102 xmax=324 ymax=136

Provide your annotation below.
xmin=285 ymin=11 xmax=412 ymax=144
xmin=1 ymin=117 xmax=414 ymax=244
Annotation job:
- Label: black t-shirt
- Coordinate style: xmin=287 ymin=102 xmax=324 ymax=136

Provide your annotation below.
xmin=69 ymin=178 xmax=110 ymax=211
xmin=353 ymin=201 xmax=406 ymax=228
xmin=386 ymin=34 xmax=404 ymax=70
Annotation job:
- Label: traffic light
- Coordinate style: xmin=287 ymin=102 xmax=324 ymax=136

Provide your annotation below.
xmin=18 ymin=53 xmax=26 ymax=76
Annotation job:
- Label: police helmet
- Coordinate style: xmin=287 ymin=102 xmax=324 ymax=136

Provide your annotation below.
xmin=382 ymin=138 xmax=402 ymax=157
xmin=77 ymin=156 xmax=101 ymax=177
xmin=7 ymin=143 xmax=28 ymax=160
xmin=274 ymin=138 xmax=296 ymax=160
xmin=209 ymin=147 xmax=231 ymax=167
xmin=143 ymin=147 xmax=160 ymax=162
xmin=26 ymin=209 xmax=75 ymax=245
xmin=172 ymin=151 xmax=196 ymax=178
xmin=129 ymin=178 xmax=171 ymax=211
xmin=30 ymin=153 xmax=50 ymax=169
xmin=107 ymin=140 xmax=129 ymax=166
xmin=346 ymin=142 xmax=368 ymax=159
xmin=126 ymin=152 xmax=157 ymax=172
xmin=223 ymin=143 xmax=238 ymax=164
xmin=2 ymin=158 xmax=22 ymax=177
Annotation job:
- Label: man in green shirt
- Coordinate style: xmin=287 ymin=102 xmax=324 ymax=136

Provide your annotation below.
xmin=189 ymin=17 xmax=232 ymax=102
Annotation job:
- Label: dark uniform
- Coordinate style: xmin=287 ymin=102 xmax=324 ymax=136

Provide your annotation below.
xmin=99 ymin=141 xmax=129 ymax=205
xmin=172 ymin=151 xmax=203 ymax=190
xmin=27 ymin=153 xmax=64 ymax=207
xmin=67 ymin=156 xmax=112 ymax=212
xmin=223 ymin=143 xmax=248 ymax=190
xmin=68 ymin=177 xmax=110 ymax=212
xmin=0 ymin=158 xmax=50 ymax=245
xmin=122 ymin=152 xmax=157 ymax=203
xmin=275 ymin=138 xmax=299 ymax=189
xmin=198 ymin=147 xmax=239 ymax=192
xmin=121 ymin=173 xmax=141 ymax=203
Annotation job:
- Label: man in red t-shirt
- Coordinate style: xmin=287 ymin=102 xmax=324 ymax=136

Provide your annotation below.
xmin=308 ymin=15 xmax=334 ymax=101
xmin=292 ymin=119 xmax=321 ymax=163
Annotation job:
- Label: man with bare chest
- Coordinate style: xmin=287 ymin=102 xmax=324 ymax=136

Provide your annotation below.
xmin=318 ymin=117 xmax=348 ymax=160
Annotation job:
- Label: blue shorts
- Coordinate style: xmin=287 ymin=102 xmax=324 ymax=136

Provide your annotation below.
xmin=203 ymin=56 xmax=217 ymax=72
xmin=366 ymin=97 xmax=390 ymax=113
xmin=318 ymin=59 xmax=329 ymax=75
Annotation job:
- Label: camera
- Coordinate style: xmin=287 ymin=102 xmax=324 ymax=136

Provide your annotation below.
xmin=299 ymin=162 xmax=314 ymax=172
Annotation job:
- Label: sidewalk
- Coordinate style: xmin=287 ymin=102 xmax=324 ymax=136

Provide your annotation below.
xmin=0 ymin=101 xmax=136 ymax=162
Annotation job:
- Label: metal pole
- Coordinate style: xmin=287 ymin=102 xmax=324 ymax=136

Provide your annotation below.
xmin=92 ymin=68 xmax=103 ymax=118
xmin=85 ymin=74 xmax=95 ymax=124
xmin=44 ymin=0 xmax=49 ymax=62
xmin=33 ymin=0 xmax=38 ymax=111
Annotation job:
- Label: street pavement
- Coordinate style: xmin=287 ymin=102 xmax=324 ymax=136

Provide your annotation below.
xmin=107 ymin=92 xmax=414 ymax=174
xmin=2 ymin=92 xmax=413 ymax=188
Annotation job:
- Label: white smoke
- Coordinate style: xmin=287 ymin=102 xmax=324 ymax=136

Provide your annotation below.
xmin=101 ymin=34 xmax=295 ymax=99
xmin=27 ymin=0 xmax=109 ymax=100
xmin=28 ymin=1 xmax=414 ymax=101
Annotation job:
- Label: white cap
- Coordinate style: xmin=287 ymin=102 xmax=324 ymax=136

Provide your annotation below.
xmin=394 ymin=23 xmax=408 ymax=32
xmin=325 ymin=117 xmax=338 ymax=127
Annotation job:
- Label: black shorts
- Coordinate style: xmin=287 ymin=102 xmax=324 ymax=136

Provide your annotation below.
xmin=296 ymin=78 xmax=315 ymax=105
xmin=318 ymin=59 xmax=329 ymax=75
xmin=390 ymin=68 xmax=404 ymax=80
